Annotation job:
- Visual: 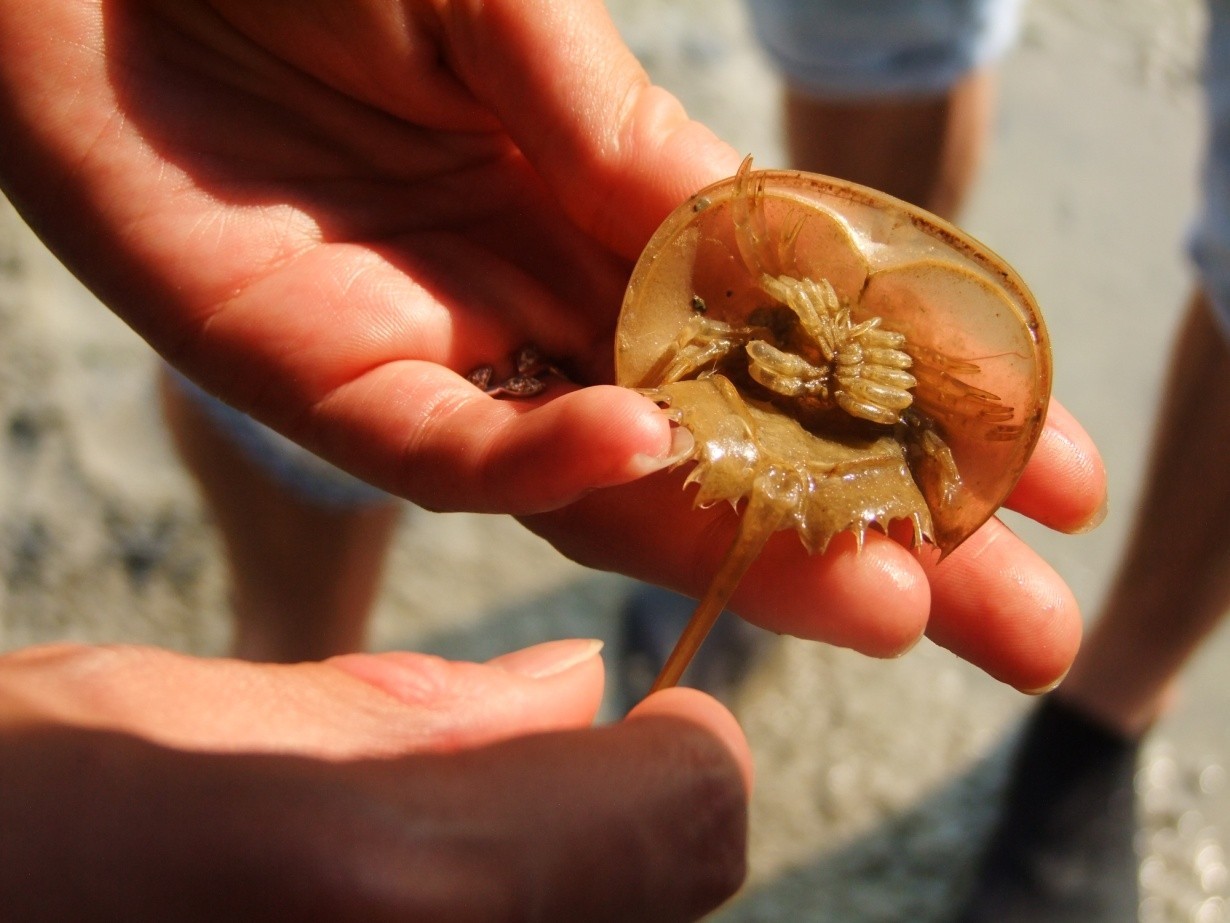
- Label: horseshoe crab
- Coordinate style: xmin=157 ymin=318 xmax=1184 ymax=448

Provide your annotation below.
xmin=616 ymin=157 xmax=1051 ymax=690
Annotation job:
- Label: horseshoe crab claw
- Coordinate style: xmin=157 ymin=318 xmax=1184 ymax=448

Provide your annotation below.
xmin=615 ymin=157 xmax=1051 ymax=691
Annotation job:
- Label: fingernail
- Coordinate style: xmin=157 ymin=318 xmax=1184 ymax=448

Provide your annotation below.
xmin=888 ymin=631 xmax=925 ymax=659
xmin=626 ymin=426 xmax=695 ymax=478
xmin=1068 ymin=492 xmax=1109 ymax=534
xmin=1022 ymin=668 xmax=1069 ymax=696
xmin=490 ymin=638 xmax=605 ymax=679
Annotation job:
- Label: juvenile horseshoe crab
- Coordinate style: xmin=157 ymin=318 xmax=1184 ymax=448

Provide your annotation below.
xmin=616 ymin=157 xmax=1051 ymax=691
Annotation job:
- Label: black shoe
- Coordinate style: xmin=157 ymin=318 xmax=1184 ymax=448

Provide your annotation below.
xmin=617 ymin=585 xmax=767 ymax=709
xmin=952 ymin=697 xmax=1141 ymax=923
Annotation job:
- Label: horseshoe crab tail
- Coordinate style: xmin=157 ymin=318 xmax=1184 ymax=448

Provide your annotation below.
xmin=650 ymin=468 xmax=798 ymax=694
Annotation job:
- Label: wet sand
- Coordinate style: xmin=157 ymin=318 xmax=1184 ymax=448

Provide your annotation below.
xmin=1 ymin=0 xmax=1226 ymax=919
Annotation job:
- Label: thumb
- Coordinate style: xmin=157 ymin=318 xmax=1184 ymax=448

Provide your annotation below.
xmin=448 ymin=0 xmax=743 ymax=258
xmin=3 ymin=640 xmax=607 ymax=759
xmin=628 ymin=686 xmax=755 ymax=793
xmin=330 ymin=637 xmax=609 ymax=751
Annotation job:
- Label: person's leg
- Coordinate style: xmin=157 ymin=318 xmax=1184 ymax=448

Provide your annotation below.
xmin=954 ymin=291 xmax=1230 ymax=923
xmin=1058 ymin=290 xmax=1230 ymax=734
xmin=783 ymin=67 xmax=996 ymax=219
xmin=160 ymin=369 xmax=401 ymax=663
xmin=957 ymin=2 xmax=1230 ymax=913
xmin=745 ymin=0 xmax=1023 ymax=217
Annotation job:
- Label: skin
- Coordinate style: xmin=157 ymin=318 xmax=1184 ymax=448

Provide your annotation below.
xmin=0 ymin=1 xmax=1105 ymax=916
xmin=158 ymin=370 xmax=401 ymax=662
xmin=1058 ymin=291 xmax=1230 ymax=735
xmin=783 ymin=70 xmax=997 ymax=220
xmin=0 ymin=640 xmax=752 ymax=921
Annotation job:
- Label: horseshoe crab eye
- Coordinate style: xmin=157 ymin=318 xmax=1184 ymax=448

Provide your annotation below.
xmin=615 ymin=157 xmax=1051 ymax=691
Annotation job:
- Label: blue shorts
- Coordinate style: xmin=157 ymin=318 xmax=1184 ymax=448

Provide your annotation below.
xmin=1191 ymin=0 xmax=1230 ymax=334
xmin=744 ymin=0 xmax=1026 ymax=99
xmin=168 ymin=370 xmax=392 ymax=509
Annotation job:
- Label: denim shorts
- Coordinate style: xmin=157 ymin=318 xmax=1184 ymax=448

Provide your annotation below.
xmin=1190 ymin=0 xmax=1230 ymax=333
xmin=168 ymin=370 xmax=392 ymax=509
xmin=743 ymin=0 xmax=1026 ymax=99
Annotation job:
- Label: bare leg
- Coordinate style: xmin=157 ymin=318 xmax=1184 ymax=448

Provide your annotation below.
xmin=783 ymin=68 xmax=997 ymax=220
xmin=1057 ymin=290 xmax=1230 ymax=735
xmin=159 ymin=370 xmax=401 ymax=663
xmin=955 ymin=292 xmax=1230 ymax=922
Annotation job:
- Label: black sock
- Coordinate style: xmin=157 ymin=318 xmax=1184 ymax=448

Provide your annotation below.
xmin=952 ymin=696 xmax=1141 ymax=923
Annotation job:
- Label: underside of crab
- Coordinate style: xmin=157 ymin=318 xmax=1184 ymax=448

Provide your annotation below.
xmin=615 ymin=157 xmax=1051 ymax=690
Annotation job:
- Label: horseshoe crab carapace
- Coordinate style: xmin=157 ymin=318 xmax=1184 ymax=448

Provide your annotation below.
xmin=615 ymin=157 xmax=1051 ymax=692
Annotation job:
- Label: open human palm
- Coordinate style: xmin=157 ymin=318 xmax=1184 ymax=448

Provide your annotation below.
xmin=0 ymin=0 xmax=1106 ymax=690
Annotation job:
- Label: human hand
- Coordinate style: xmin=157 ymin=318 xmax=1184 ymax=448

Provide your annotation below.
xmin=0 ymin=0 xmax=738 ymax=512
xmin=0 ymin=641 xmax=750 ymax=922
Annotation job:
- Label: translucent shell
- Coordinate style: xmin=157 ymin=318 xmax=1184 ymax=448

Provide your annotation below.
xmin=615 ymin=159 xmax=1051 ymax=692
xmin=616 ymin=159 xmax=1051 ymax=556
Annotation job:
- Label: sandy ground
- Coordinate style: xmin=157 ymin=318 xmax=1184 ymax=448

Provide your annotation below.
xmin=2 ymin=0 xmax=1228 ymax=919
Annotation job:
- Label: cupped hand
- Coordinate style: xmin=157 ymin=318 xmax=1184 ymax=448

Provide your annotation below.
xmin=0 ymin=0 xmax=739 ymax=513
xmin=0 ymin=641 xmax=751 ymax=922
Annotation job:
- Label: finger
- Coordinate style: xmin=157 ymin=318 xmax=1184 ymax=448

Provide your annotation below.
xmin=311 ymin=363 xmax=685 ymax=513
xmin=528 ymin=470 xmax=1084 ymax=686
xmin=0 ymin=704 xmax=749 ymax=923
xmin=398 ymin=693 xmax=749 ymax=921
xmin=627 ymin=687 xmax=755 ymax=793
xmin=3 ymin=640 xmax=607 ymax=758
xmin=448 ymin=0 xmax=744 ymax=258
xmin=328 ymin=638 xmax=608 ymax=750
xmin=523 ymin=471 xmax=933 ymax=659
xmin=921 ymin=516 xmax=1083 ymax=692
xmin=1004 ymin=397 xmax=1107 ymax=532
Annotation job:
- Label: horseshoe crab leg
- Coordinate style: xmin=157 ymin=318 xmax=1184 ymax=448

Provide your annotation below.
xmin=650 ymin=469 xmax=798 ymax=693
